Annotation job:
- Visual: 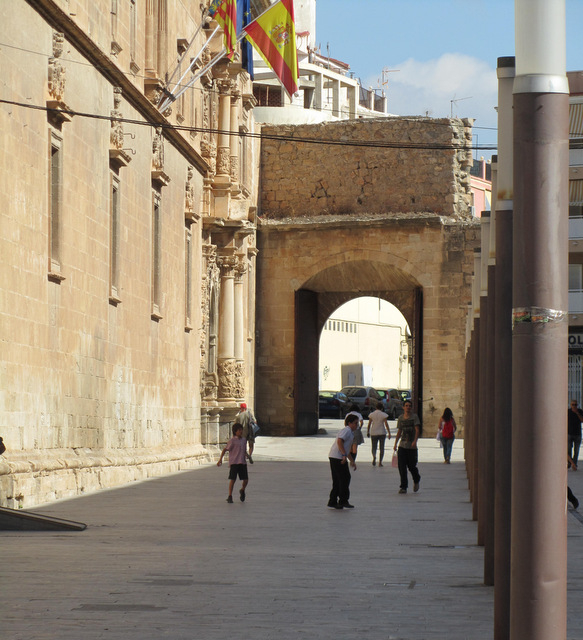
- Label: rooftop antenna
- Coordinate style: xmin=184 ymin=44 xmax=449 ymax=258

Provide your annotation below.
xmin=378 ymin=67 xmax=400 ymax=90
xmin=450 ymin=95 xmax=472 ymax=117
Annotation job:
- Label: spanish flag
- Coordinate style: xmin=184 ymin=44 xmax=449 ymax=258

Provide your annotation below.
xmin=244 ymin=0 xmax=299 ymax=97
xmin=209 ymin=0 xmax=238 ymax=59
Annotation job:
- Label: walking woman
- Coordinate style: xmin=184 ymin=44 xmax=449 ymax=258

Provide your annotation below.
xmin=437 ymin=407 xmax=457 ymax=464
xmin=367 ymin=402 xmax=391 ymax=466
xmin=393 ymin=400 xmax=421 ymax=494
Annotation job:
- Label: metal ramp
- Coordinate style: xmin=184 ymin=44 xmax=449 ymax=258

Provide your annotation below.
xmin=0 ymin=506 xmax=86 ymax=531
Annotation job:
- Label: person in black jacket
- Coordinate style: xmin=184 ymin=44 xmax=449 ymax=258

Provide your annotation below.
xmin=568 ymin=400 xmax=583 ymax=467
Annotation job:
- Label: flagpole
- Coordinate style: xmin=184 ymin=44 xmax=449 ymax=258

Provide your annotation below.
xmin=159 ymin=0 xmax=284 ymax=113
xmin=164 ymin=18 xmax=208 ymax=92
xmin=160 ymin=25 xmax=220 ymax=108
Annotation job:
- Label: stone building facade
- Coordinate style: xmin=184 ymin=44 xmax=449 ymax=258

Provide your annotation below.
xmin=0 ymin=0 xmax=259 ymax=508
xmin=255 ymin=118 xmax=479 ymax=436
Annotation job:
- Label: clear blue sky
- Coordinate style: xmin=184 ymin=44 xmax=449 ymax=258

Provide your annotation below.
xmin=315 ymin=0 xmax=583 ymax=155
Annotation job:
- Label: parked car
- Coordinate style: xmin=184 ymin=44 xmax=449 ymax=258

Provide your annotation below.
xmin=318 ymin=390 xmax=348 ymax=418
xmin=383 ymin=388 xmax=404 ymax=419
xmin=339 ymin=386 xmax=382 ymax=418
xmin=398 ymin=389 xmax=411 ymax=403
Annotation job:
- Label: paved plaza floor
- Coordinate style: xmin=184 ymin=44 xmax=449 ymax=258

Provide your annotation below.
xmin=3 ymin=418 xmax=583 ymax=639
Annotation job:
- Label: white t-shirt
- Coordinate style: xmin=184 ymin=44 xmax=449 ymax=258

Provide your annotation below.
xmin=328 ymin=426 xmax=354 ymax=460
xmin=368 ymin=409 xmax=389 ymax=436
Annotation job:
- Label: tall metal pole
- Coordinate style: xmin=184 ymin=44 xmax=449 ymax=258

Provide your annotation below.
xmin=471 ymin=248 xmax=481 ymax=523
xmin=494 ymin=56 xmax=515 ymax=640
xmin=484 ymin=164 xmax=498 ymax=586
xmin=478 ymin=213 xmax=490 ymax=548
xmin=510 ymin=1 xmax=569 ymax=638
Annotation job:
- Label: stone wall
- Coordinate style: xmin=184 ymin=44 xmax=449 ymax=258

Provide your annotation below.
xmin=0 ymin=1 xmax=258 ymax=508
xmin=259 ymin=117 xmax=473 ymax=219
xmin=255 ymin=117 xmax=479 ymax=436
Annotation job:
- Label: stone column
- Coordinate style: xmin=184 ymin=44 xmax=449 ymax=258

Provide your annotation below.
xmin=332 ymin=79 xmax=340 ymax=117
xmin=156 ymin=0 xmax=168 ymax=82
xmin=347 ymin=84 xmax=357 ymax=118
xmin=313 ymin=72 xmax=323 ymax=111
xmin=230 ymin=89 xmax=240 ymax=193
xmin=216 ymin=79 xmax=231 ymax=178
xmin=145 ymin=0 xmax=156 ymax=75
xmin=233 ymin=256 xmax=247 ymax=400
xmin=234 ymin=256 xmax=246 ymax=361
xmin=214 ymin=77 xmax=232 ymax=217
xmin=218 ymin=249 xmax=237 ymax=400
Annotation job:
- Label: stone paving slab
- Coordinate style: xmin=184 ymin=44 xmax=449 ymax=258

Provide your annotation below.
xmin=2 ymin=420 xmax=583 ymax=640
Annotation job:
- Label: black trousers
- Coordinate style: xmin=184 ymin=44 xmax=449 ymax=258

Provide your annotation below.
xmin=329 ymin=457 xmax=351 ymax=505
xmin=397 ymin=447 xmax=421 ymax=489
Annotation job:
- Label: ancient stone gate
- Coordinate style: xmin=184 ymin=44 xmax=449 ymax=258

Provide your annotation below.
xmin=254 ymin=118 xmax=480 ymax=436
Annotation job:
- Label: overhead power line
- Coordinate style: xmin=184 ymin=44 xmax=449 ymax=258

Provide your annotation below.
xmin=0 ymin=98 xmax=497 ymax=151
xmin=0 ymin=39 xmax=498 ymax=134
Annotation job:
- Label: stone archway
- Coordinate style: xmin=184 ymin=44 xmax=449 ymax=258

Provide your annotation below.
xmin=255 ymin=216 xmax=477 ymax=436
xmin=294 ymin=262 xmax=423 ymax=435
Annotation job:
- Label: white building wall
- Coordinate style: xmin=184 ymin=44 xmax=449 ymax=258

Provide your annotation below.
xmin=319 ymin=297 xmax=411 ymax=392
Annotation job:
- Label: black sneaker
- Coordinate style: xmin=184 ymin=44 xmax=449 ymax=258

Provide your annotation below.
xmin=226 ymin=496 xmax=233 ymax=503
xmin=413 ymin=482 xmax=420 ymax=493
xmin=327 ymin=501 xmax=337 ymax=509
xmin=339 ymin=502 xmax=355 ymax=509
xmin=240 ymin=489 xmax=246 ymax=502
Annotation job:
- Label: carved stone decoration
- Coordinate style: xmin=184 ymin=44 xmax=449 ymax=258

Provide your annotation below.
xmin=235 ymin=254 xmax=247 ymax=281
xmin=218 ymin=359 xmax=238 ymax=399
xmin=217 ymin=146 xmax=230 ymax=176
xmin=48 ymin=32 xmax=66 ymax=101
xmin=202 ymin=371 xmax=219 ymax=400
xmin=110 ymin=87 xmax=124 ymax=150
xmin=152 ymin=127 xmax=164 ymax=171
xmin=230 ymin=155 xmax=239 ymax=183
xmin=218 ymin=253 xmax=237 ymax=276
xmin=185 ymin=165 xmax=197 ymax=218
xmin=234 ymin=360 xmax=245 ymax=398
xmin=200 ymin=242 xmax=220 ymax=399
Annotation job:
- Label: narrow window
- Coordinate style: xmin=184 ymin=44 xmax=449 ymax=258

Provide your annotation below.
xmin=109 ymin=171 xmax=121 ymax=303
xmin=185 ymin=224 xmax=193 ymax=330
xmin=151 ymin=188 xmax=163 ymax=320
xmin=48 ymin=130 xmax=65 ymax=281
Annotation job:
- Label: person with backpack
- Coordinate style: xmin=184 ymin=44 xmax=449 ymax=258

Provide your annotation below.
xmin=437 ymin=407 xmax=457 ymax=464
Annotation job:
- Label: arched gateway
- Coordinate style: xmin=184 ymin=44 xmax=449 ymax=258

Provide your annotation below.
xmin=254 ymin=117 xmax=480 ymax=436
xmin=256 ymin=216 xmax=478 ymax=436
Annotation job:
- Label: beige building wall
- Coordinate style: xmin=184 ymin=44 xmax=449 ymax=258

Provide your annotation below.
xmin=0 ymin=0 xmax=259 ymax=508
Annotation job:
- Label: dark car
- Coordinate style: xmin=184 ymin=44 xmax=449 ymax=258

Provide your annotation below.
xmin=318 ymin=390 xmax=348 ymax=418
xmin=339 ymin=385 xmax=382 ymax=418
xmin=382 ymin=388 xmax=404 ymax=419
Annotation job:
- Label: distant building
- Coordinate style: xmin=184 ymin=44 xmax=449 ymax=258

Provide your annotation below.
xmin=319 ymin=298 xmax=411 ymax=392
xmin=567 ymin=71 xmax=583 ymax=402
xmin=470 ymin=157 xmax=492 ymax=217
xmin=252 ymin=0 xmax=388 ymax=124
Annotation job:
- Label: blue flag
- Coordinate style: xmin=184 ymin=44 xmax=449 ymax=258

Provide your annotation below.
xmin=237 ymin=0 xmax=254 ymax=79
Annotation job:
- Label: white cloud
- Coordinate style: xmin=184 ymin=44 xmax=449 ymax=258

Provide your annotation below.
xmin=367 ymin=53 xmax=498 ymax=135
